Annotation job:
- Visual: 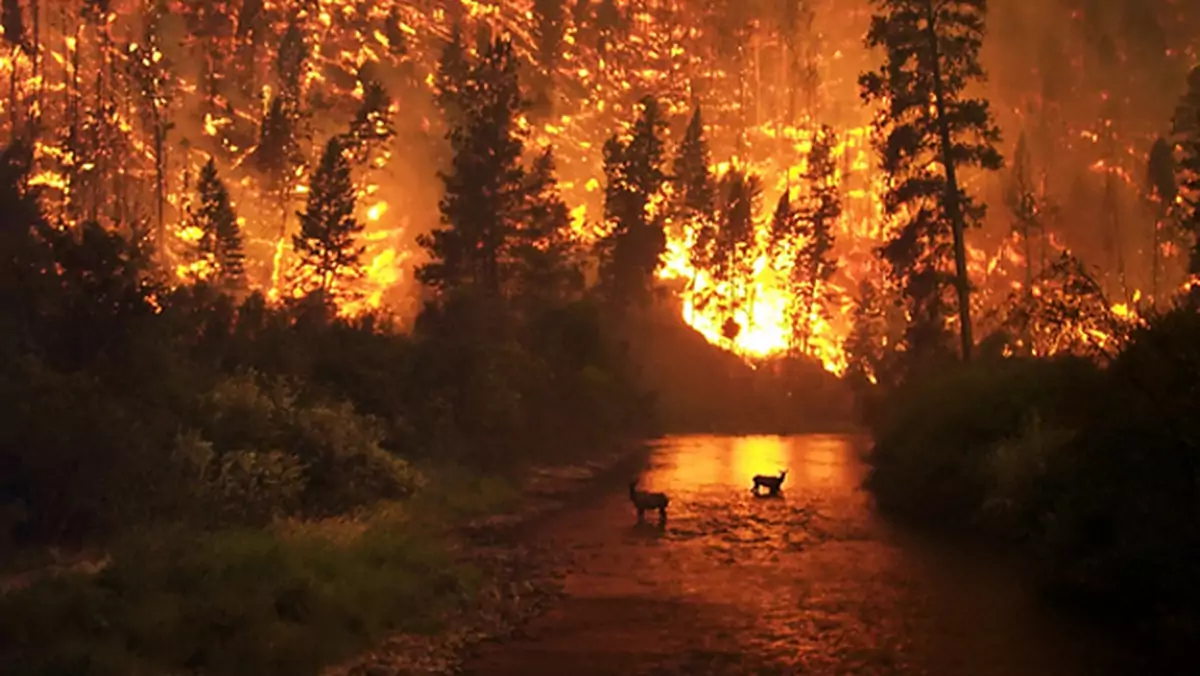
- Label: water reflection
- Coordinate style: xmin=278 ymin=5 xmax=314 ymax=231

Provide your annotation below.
xmin=464 ymin=434 xmax=1131 ymax=676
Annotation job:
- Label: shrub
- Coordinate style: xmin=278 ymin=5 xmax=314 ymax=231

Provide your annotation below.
xmin=0 ymin=524 xmax=476 ymax=676
xmin=864 ymin=356 xmax=1101 ymax=524
xmin=1040 ymin=308 xmax=1200 ymax=615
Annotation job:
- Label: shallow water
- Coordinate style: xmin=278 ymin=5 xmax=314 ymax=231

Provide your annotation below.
xmin=463 ymin=434 xmax=1140 ymax=675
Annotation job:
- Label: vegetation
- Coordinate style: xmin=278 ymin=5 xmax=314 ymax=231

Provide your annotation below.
xmin=853 ymin=0 xmax=1200 ymax=658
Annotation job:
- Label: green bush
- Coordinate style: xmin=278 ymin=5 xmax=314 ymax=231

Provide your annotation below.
xmin=0 ymin=524 xmax=477 ymax=676
xmin=1039 ymin=308 xmax=1200 ymax=616
xmin=864 ymin=356 xmax=1101 ymax=524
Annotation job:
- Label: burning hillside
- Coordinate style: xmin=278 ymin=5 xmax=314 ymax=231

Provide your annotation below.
xmin=0 ymin=0 xmax=1196 ymax=374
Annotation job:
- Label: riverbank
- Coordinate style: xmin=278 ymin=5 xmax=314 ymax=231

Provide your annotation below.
xmin=860 ymin=309 xmax=1200 ymax=673
xmin=0 ymin=445 xmax=649 ymax=676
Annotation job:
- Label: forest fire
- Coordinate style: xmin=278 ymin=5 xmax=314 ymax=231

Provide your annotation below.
xmin=0 ymin=0 xmax=1195 ymax=375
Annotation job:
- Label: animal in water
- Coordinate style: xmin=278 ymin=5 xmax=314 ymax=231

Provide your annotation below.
xmin=751 ymin=470 xmax=788 ymax=496
xmin=628 ymin=481 xmax=669 ymax=522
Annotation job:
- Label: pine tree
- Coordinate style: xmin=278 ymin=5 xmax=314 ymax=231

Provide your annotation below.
xmin=293 ymin=136 xmax=364 ymax=297
xmin=1147 ymin=136 xmax=1176 ymax=302
xmin=434 ymin=22 xmax=470 ymax=130
xmin=191 ymin=158 xmax=245 ymax=289
xmin=531 ymin=0 xmax=566 ymax=115
xmin=710 ymin=169 xmax=763 ymax=343
xmin=513 ymin=147 xmax=583 ymax=306
xmin=418 ymin=38 xmax=527 ymax=298
xmin=860 ymin=0 xmax=1003 ymax=365
xmin=276 ymin=13 xmax=307 ymax=101
xmin=597 ymin=96 xmax=669 ymax=309
xmin=1173 ymin=66 xmax=1200 ymax=304
xmin=252 ymin=95 xmax=303 ymax=237
xmin=128 ymin=4 xmax=175 ymax=266
xmin=344 ymin=79 xmax=395 ymax=170
xmin=792 ymin=125 xmax=841 ymax=355
xmin=672 ymin=106 xmax=715 ymax=221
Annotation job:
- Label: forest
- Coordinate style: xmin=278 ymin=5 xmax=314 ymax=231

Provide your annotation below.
xmin=0 ymin=0 xmax=1199 ymax=673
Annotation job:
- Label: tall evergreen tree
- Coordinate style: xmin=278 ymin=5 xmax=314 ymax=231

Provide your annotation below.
xmin=252 ymin=95 xmax=303 ymax=237
xmin=792 ymin=125 xmax=841 ymax=354
xmin=344 ymin=79 xmax=395 ymax=170
xmin=531 ymin=0 xmax=566 ymax=115
xmin=710 ymin=169 xmax=763 ymax=342
xmin=191 ymin=158 xmax=245 ymax=289
xmin=1173 ymin=66 xmax=1200 ymax=304
xmin=860 ymin=0 xmax=1003 ymax=365
xmin=673 ymin=106 xmax=717 ymax=290
xmin=597 ymin=96 xmax=669 ymax=309
xmin=418 ymin=38 xmax=526 ymax=298
xmin=434 ymin=22 xmax=470 ymax=130
xmin=276 ymin=13 xmax=307 ymax=101
xmin=293 ymin=136 xmax=363 ymax=297
xmin=1147 ymin=136 xmax=1176 ymax=301
xmin=672 ymin=106 xmax=715 ymax=221
xmin=513 ymin=147 xmax=584 ymax=305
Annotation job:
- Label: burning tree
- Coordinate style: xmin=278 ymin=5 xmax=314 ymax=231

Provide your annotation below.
xmin=708 ymin=168 xmax=763 ymax=343
xmin=188 ymin=158 xmax=245 ymax=292
xmin=251 ymin=95 xmax=304 ymax=238
xmin=1004 ymin=132 xmax=1044 ymax=289
xmin=790 ymin=124 xmax=841 ymax=355
xmin=1000 ymin=252 xmax=1137 ymax=361
xmin=672 ymin=106 xmax=718 ymax=288
xmin=860 ymin=0 xmax=1004 ymax=367
xmin=597 ymin=95 xmax=669 ymax=310
xmin=292 ymin=136 xmax=364 ymax=298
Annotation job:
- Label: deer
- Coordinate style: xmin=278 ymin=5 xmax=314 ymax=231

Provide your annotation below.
xmin=628 ymin=480 xmax=669 ymax=523
xmin=751 ymin=470 xmax=788 ymax=496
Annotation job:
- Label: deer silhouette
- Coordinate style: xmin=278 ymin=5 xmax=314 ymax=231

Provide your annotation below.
xmin=751 ymin=470 xmax=788 ymax=496
xmin=629 ymin=480 xmax=669 ymax=523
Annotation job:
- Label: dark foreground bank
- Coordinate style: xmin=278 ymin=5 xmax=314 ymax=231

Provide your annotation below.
xmin=861 ymin=307 xmax=1200 ymax=669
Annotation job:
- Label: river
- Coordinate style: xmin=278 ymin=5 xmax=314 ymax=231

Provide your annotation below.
xmin=462 ymin=434 xmax=1144 ymax=675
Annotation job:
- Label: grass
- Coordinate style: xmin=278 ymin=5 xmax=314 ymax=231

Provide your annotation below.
xmin=0 ymin=504 xmax=488 ymax=676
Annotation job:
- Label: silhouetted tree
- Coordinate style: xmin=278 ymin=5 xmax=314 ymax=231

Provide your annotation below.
xmin=512 ymin=147 xmax=584 ymax=307
xmin=252 ymin=96 xmax=303 ymax=237
xmin=1147 ymin=136 xmax=1177 ymax=301
xmin=673 ymin=107 xmax=717 ymax=288
xmin=708 ymin=169 xmax=762 ymax=343
xmin=531 ymin=0 xmax=566 ymax=115
xmin=191 ymin=158 xmax=245 ymax=290
xmin=293 ymin=136 xmax=363 ymax=296
xmin=434 ymin=22 xmax=470 ymax=129
xmin=276 ymin=13 xmax=307 ymax=101
xmin=344 ymin=79 xmax=395 ymax=170
xmin=419 ymin=38 xmax=526 ymax=298
xmin=792 ymin=125 xmax=841 ymax=354
xmin=860 ymin=0 xmax=1004 ymax=366
xmin=597 ymin=96 xmax=668 ymax=309
xmin=1174 ymin=66 xmax=1200 ymax=304
xmin=127 ymin=6 xmax=175 ymax=263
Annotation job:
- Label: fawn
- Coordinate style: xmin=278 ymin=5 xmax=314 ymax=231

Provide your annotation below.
xmin=628 ymin=481 xmax=669 ymax=522
xmin=751 ymin=470 xmax=788 ymax=496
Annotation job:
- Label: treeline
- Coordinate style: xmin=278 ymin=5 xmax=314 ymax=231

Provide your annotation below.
xmin=850 ymin=0 xmax=1200 ymax=654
